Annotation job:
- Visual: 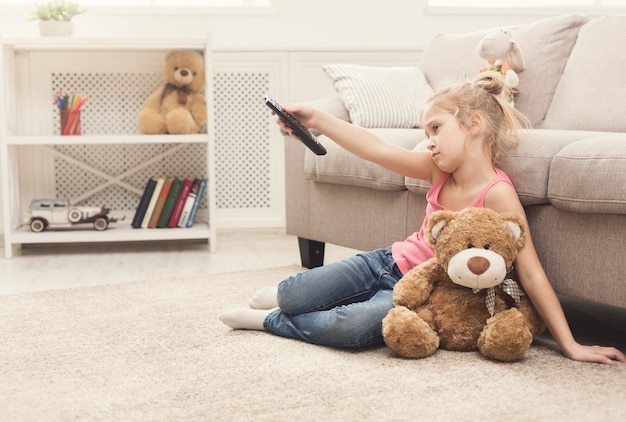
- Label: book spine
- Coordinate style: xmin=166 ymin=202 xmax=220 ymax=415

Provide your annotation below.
xmin=148 ymin=178 xmax=173 ymax=228
xmin=157 ymin=177 xmax=183 ymax=228
xmin=131 ymin=177 xmax=157 ymax=228
xmin=167 ymin=178 xmax=193 ymax=228
xmin=141 ymin=177 xmax=165 ymax=228
xmin=177 ymin=178 xmax=200 ymax=228
xmin=186 ymin=178 xmax=207 ymax=228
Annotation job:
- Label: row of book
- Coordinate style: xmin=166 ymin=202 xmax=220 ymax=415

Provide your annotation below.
xmin=131 ymin=177 xmax=207 ymax=229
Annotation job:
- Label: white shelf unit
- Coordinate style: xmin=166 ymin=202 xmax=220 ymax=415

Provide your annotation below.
xmin=0 ymin=36 xmax=216 ymax=258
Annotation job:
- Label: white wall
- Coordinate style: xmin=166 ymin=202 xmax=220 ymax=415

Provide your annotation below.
xmin=0 ymin=1 xmax=559 ymax=50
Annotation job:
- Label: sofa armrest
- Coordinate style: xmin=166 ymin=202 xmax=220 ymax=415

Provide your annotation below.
xmin=276 ymin=96 xmax=349 ymax=138
xmin=307 ymin=95 xmax=350 ymax=119
xmin=307 ymin=96 xmax=351 ymax=132
xmin=283 ymin=96 xmax=347 ymax=242
xmin=284 ymin=119 xmax=313 ymax=240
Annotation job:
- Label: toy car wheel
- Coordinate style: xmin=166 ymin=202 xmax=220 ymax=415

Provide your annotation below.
xmin=30 ymin=218 xmax=46 ymax=233
xmin=68 ymin=208 xmax=82 ymax=223
xmin=93 ymin=217 xmax=108 ymax=231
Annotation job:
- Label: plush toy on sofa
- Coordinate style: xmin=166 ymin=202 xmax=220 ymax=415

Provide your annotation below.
xmin=476 ymin=28 xmax=525 ymax=106
xmin=137 ymin=49 xmax=207 ymax=135
xmin=382 ymin=207 xmax=545 ymax=362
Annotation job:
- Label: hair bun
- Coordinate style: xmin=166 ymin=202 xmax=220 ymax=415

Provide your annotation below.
xmin=472 ymin=72 xmax=505 ymax=96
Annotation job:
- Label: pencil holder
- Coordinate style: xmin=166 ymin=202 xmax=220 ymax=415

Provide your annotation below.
xmin=60 ymin=109 xmax=82 ymax=135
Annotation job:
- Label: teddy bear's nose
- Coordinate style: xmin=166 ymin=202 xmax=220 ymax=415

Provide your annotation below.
xmin=180 ymin=69 xmax=189 ymax=77
xmin=467 ymin=256 xmax=490 ymax=275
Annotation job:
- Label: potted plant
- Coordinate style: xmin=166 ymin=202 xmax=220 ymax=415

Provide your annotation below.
xmin=27 ymin=0 xmax=87 ymax=36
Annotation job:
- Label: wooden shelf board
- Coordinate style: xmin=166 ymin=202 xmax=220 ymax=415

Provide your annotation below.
xmin=5 ymin=134 xmax=208 ymax=146
xmin=10 ymin=222 xmax=211 ymax=244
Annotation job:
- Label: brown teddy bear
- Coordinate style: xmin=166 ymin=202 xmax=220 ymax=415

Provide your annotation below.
xmin=382 ymin=207 xmax=545 ymax=362
xmin=137 ymin=49 xmax=207 ymax=135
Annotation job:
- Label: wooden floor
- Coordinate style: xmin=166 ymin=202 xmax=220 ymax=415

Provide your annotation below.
xmin=1 ymin=228 xmax=624 ymax=354
xmin=0 ymin=228 xmax=357 ymax=294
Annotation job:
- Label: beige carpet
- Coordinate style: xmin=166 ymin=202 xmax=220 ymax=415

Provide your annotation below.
xmin=1 ymin=265 xmax=625 ymax=421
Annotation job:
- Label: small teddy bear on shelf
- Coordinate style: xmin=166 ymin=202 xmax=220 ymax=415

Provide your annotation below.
xmin=477 ymin=28 xmax=525 ymax=106
xmin=137 ymin=49 xmax=207 ymax=135
xmin=382 ymin=207 xmax=545 ymax=362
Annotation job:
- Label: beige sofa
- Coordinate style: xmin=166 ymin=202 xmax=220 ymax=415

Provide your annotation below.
xmin=284 ymin=15 xmax=626 ymax=310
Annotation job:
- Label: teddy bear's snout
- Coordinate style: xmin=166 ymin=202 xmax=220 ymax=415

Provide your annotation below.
xmin=467 ymin=256 xmax=490 ymax=275
xmin=447 ymin=248 xmax=507 ymax=289
xmin=174 ymin=68 xmax=194 ymax=85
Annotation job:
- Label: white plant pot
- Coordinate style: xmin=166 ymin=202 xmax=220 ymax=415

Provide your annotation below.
xmin=39 ymin=20 xmax=74 ymax=37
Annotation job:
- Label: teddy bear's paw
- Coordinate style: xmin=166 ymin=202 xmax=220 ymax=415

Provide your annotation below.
xmin=382 ymin=306 xmax=440 ymax=359
xmin=516 ymin=297 xmax=546 ymax=337
xmin=477 ymin=308 xmax=533 ymax=361
xmin=392 ymin=262 xmax=439 ymax=309
xmin=166 ymin=108 xmax=199 ymax=134
xmin=137 ymin=109 xmax=167 ymax=134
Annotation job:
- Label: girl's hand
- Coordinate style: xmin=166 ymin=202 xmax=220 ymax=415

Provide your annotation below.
xmin=272 ymin=103 xmax=316 ymax=138
xmin=564 ymin=343 xmax=626 ymax=364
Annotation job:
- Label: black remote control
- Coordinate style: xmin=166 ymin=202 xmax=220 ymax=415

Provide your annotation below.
xmin=264 ymin=96 xmax=327 ymax=155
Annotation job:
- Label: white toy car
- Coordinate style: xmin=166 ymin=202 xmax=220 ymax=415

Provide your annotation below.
xmin=28 ymin=198 xmax=117 ymax=232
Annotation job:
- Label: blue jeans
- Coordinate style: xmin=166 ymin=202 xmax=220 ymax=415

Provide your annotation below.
xmin=263 ymin=247 xmax=403 ymax=348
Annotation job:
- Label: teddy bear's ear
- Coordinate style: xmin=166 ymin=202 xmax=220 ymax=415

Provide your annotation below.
xmin=426 ymin=210 xmax=457 ymax=246
xmin=506 ymin=220 xmax=521 ymax=241
xmin=476 ymin=37 xmax=487 ymax=59
xmin=164 ymin=50 xmax=178 ymax=62
xmin=501 ymin=212 xmax=527 ymax=249
xmin=507 ymin=40 xmax=525 ymax=71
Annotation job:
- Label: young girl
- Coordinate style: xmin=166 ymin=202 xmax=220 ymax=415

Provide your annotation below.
xmin=220 ymin=73 xmax=625 ymax=365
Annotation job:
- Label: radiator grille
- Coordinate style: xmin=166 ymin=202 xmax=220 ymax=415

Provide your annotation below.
xmin=214 ymin=70 xmax=272 ymax=209
xmin=48 ymin=69 xmax=272 ymax=212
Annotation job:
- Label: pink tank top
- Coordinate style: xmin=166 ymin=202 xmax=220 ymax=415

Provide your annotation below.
xmin=391 ymin=168 xmax=513 ymax=275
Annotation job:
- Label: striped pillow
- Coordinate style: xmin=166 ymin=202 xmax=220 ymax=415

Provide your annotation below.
xmin=322 ymin=64 xmax=433 ymax=128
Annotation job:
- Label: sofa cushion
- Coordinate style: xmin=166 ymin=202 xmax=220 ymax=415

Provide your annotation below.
xmin=322 ymin=64 xmax=433 ymax=128
xmin=304 ymin=128 xmax=423 ymax=190
xmin=406 ymin=130 xmax=601 ymax=207
xmin=541 ymin=16 xmax=626 ymax=132
xmin=499 ymin=129 xmax=601 ymax=206
xmin=419 ymin=14 xmax=589 ymax=127
xmin=548 ymin=135 xmax=626 ymax=214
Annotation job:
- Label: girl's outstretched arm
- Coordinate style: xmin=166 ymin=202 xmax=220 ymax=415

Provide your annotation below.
xmin=486 ymin=183 xmax=626 ymax=364
xmin=515 ymin=241 xmax=625 ymax=364
xmin=278 ymin=103 xmax=438 ymax=183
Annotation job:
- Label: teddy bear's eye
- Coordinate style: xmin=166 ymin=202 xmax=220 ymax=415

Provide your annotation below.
xmin=193 ymin=71 xmax=197 ymax=76
xmin=483 ymin=244 xmax=490 ymax=250
xmin=174 ymin=66 xmax=179 ymax=71
xmin=467 ymin=243 xmax=474 ymax=249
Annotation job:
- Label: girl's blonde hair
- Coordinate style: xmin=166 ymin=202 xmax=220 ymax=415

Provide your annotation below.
xmin=425 ymin=72 xmax=531 ymax=165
